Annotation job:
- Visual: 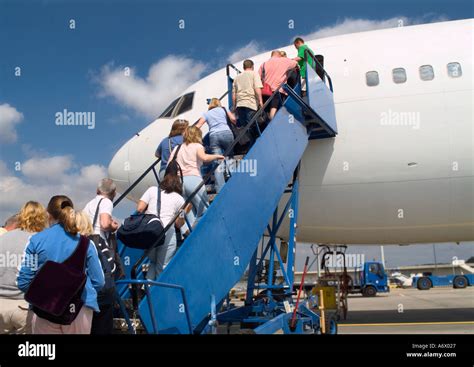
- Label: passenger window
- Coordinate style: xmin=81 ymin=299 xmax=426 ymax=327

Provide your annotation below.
xmin=447 ymin=62 xmax=462 ymax=78
xmin=175 ymin=92 xmax=194 ymax=116
xmin=159 ymin=97 xmax=180 ymax=118
xmin=419 ymin=65 xmax=434 ymax=81
xmin=366 ymin=71 xmax=379 ymax=86
xmin=392 ymin=68 xmax=407 ymax=84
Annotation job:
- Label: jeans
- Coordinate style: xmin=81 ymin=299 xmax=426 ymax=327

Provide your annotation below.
xmin=146 ymin=227 xmax=177 ymax=280
xmin=209 ymin=130 xmax=234 ymax=193
xmin=183 ymin=175 xmax=209 ymax=226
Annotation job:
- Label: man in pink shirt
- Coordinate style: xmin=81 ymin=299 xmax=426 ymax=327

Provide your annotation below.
xmin=259 ymin=51 xmax=298 ymax=119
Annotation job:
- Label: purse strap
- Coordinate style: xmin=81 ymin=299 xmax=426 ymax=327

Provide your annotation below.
xmin=62 ymin=235 xmax=89 ymax=273
xmin=261 ymin=63 xmax=266 ymax=81
xmin=92 ymin=198 xmax=104 ymax=228
xmin=156 ymin=184 xmax=162 ymax=219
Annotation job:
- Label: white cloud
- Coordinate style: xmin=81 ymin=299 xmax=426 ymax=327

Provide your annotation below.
xmin=0 ymin=103 xmax=23 ymax=143
xmin=98 ymin=55 xmax=207 ymax=118
xmin=0 ymin=156 xmax=107 ymax=221
xmin=227 ymin=40 xmax=264 ymax=64
xmin=302 ymin=14 xmax=449 ymax=40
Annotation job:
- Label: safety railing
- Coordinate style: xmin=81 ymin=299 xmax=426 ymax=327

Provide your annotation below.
xmin=115 ymin=279 xmax=193 ymax=334
xmin=304 ymin=48 xmax=333 ymax=92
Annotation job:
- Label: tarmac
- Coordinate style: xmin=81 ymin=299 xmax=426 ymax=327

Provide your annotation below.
xmin=338 ymin=287 xmax=474 ymax=334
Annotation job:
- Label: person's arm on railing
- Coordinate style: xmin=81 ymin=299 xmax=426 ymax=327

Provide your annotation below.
xmin=196 ymin=117 xmax=206 ymax=129
xmin=232 ymin=82 xmax=237 ymax=111
xmin=226 ymin=109 xmax=237 ymax=125
xmin=255 ymin=87 xmax=263 ymax=108
xmin=196 ymin=146 xmax=224 ymax=163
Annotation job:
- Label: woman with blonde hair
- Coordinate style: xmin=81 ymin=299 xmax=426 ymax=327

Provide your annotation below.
xmin=0 ymin=201 xmax=48 ymax=334
xmin=17 ymin=195 xmax=104 ymax=334
xmin=196 ymin=98 xmax=236 ymax=193
xmin=75 ymin=211 xmax=93 ymax=236
xmin=155 ymin=119 xmax=189 ymax=180
xmin=168 ymin=126 xmax=224 ymax=225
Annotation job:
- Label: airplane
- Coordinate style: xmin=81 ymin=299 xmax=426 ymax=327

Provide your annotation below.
xmin=108 ymin=18 xmax=473 ymax=245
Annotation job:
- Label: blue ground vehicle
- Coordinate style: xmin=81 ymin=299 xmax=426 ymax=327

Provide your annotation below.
xmin=413 ymin=273 xmax=474 ymax=290
xmin=349 ymin=262 xmax=390 ymax=297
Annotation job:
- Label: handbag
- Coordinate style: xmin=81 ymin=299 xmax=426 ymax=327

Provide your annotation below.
xmin=89 ymin=199 xmax=121 ymax=304
xmin=25 ymin=235 xmax=89 ymax=325
xmin=165 ymin=144 xmax=184 ymax=182
xmin=117 ymin=186 xmax=165 ymax=250
xmin=222 ymin=107 xmax=251 ymax=146
xmin=261 ymin=63 xmax=273 ymax=97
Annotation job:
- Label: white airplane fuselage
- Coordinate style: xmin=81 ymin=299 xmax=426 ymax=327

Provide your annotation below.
xmin=108 ymin=19 xmax=474 ymax=245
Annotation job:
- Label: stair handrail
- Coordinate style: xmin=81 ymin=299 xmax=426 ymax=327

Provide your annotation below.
xmin=303 ymin=48 xmax=334 ymax=92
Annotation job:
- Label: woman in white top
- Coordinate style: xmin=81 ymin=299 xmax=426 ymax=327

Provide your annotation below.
xmin=136 ymin=174 xmax=186 ymax=280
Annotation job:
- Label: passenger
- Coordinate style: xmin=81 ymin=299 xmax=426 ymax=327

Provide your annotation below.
xmin=137 ymin=174 xmax=186 ymax=279
xmin=168 ymin=126 xmax=224 ymax=226
xmin=196 ymin=98 xmax=237 ymax=193
xmin=155 ymin=119 xmax=189 ymax=181
xmin=259 ymin=50 xmax=298 ymax=119
xmin=280 ymin=50 xmax=299 ymax=89
xmin=0 ymin=214 xmax=19 ymax=236
xmin=293 ymin=37 xmax=315 ymax=96
xmin=17 ymin=195 xmax=105 ymax=334
xmin=83 ymin=178 xmax=119 ymax=243
xmin=75 ymin=211 xmax=93 ymax=237
xmin=0 ymin=202 xmax=48 ymax=334
xmin=232 ymin=59 xmax=263 ymax=130
xmin=83 ymin=178 xmax=121 ymax=335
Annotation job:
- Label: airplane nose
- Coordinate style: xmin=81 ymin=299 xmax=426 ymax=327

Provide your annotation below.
xmin=108 ymin=140 xmax=130 ymax=195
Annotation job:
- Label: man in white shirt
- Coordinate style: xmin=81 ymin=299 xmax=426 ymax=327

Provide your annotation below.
xmin=83 ymin=178 xmax=119 ymax=241
xmin=83 ymin=178 xmax=120 ymax=335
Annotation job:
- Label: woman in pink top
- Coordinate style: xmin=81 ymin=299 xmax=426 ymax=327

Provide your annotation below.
xmin=168 ymin=126 xmax=224 ymax=225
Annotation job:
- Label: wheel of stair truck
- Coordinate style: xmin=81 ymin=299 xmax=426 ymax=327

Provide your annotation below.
xmin=417 ymin=276 xmax=432 ymax=290
xmin=362 ymin=285 xmax=377 ymax=297
xmin=453 ymin=275 xmax=468 ymax=289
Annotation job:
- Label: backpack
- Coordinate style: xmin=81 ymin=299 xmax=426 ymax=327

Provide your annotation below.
xmin=88 ymin=199 xmax=120 ymax=303
xmin=117 ymin=187 xmax=166 ymax=250
xmin=25 ymin=235 xmax=89 ymax=325
xmin=165 ymin=143 xmax=183 ymax=181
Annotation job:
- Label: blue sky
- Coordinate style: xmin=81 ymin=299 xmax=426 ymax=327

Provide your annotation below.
xmin=0 ymin=0 xmax=472 ymax=266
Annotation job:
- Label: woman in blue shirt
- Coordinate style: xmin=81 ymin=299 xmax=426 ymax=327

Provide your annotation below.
xmin=196 ymin=98 xmax=237 ymax=193
xmin=155 ymin=119 xmax=189 ymax=180
xmin=17 ymin=195 xmax=105 ymax=334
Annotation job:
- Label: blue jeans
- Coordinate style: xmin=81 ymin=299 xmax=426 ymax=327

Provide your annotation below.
xmin=209 ymin=130 xmax=234 ymax=193
xmin=146 ymin=227 xmax=177 ymax=280
xmin=183 ymin=175 xmax=209 ymax=226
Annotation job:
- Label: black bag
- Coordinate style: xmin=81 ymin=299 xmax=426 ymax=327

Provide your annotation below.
xmin=165 ymin=143 xmax=184 ymax=181
xmin=25 ymin=236 xmax=89 ymax=325
xmin=222 ymin=107 xmax=251 ymax=146
xmin=88 ymin=199 xmax=121 ymax=304
xmin=117 ymin=187 xmax=165 ymax=250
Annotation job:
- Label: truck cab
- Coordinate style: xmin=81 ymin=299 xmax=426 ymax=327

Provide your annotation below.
xmin=353 ymin=262 xmax=390 ymax=297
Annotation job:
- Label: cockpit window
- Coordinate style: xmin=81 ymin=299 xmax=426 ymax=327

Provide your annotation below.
xmin=175 ymin=92 xmax=194 ymax=116
xmin=159 ymin=92 xmax=195 ymax=119
xmin=160 ymin=97 xmax=180 ymax=118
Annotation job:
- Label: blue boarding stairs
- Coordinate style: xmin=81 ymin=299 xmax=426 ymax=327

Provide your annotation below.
xmin=113 ymin=50 xmax=338 ymax=334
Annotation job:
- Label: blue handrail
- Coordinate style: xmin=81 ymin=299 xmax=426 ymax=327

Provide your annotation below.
xmin=115 ymin=279 xmax=193 ymax=334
